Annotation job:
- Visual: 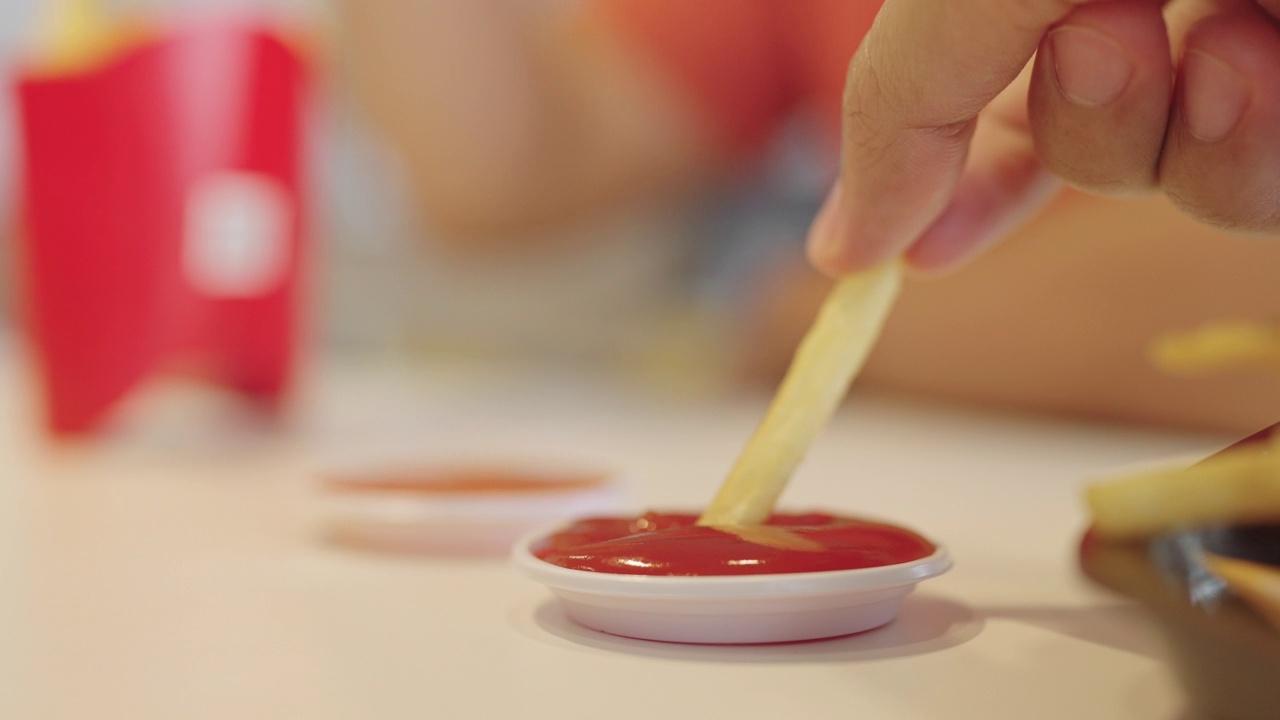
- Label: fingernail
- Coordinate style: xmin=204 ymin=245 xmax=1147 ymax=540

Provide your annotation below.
xmin=1182 ymin=50 xmax=1250 ymax=143
xmin=1048 ymin=26 xmax=1133 ymax=107
xmin=805 ymin=184 xmax=849 ymax=273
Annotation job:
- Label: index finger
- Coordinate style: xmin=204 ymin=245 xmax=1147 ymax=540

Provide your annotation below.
xmin=808 ymin=0 xmax=1095 ymax=274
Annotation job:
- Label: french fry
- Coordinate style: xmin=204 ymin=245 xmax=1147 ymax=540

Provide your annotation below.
xmin=1151 ymin=320 xmax=1280 ymax=377
xmin=37 ymin=0 xmax=110 ymax=71
xmin=32 ymin=0 xmax=150 ymax=76
xmin=698 ymin=262 xmax=901 ymax=527
xmin=1201 ymin=553 xmax=1280 ymax=633
xmin=723 ymin=525 xmax=826 ymax=552
xmin=1086 ymin=446 xmax=1280 ymax=541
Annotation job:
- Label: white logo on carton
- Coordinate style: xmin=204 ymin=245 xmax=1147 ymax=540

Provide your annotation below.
xmin=184 ymin=171 xmax=291 ymax=297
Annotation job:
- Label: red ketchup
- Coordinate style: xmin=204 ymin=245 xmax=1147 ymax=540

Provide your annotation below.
xmin=534 ymin=512 xmax=936 ymax=576
xmin=1224 ymin=422 xmax=1278 ymax=453
xmin=325 ymin=470 xmax=604 ymax=497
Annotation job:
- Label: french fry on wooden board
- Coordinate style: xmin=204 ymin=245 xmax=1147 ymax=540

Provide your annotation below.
xmin=1201 ymin=553 xmax=1280 ymax=633
xmin=1085 ymin=445 xmax=1280 ymax=541
xmin=698 ymin=262 xmax=902 ymax=527
xmin=1151 ymin=320 xmax=1280 ymax=376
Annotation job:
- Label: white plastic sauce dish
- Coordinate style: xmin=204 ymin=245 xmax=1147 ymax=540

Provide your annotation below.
xmin=513 ymin=522 xmax=952 ymax=644
xmin=319 ymin=463 xmax=627 ymax=557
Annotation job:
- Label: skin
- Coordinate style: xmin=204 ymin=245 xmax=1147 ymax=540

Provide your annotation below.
xmin=339 ymin=0 xmax=1280 ymax=433
xmin=335 ymin=1 xmax=710 ymax=246
xmin=807 ymin=0 xmax=1280 ymax=273
xmin=752 ymin=191 xmax=1280 ymax=434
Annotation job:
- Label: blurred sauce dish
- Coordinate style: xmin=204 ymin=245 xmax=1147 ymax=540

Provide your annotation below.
xmin=320 ymin=465 xmax=626 ymax=557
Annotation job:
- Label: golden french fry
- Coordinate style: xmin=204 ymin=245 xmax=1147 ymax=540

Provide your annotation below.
xmin=698 ymin=262 xmax=901 ymax=527
xmin=722 ymin=525 xmax=826 ymax=552
xmin=1086 ymin=446 xmax=1280 ymax=541
xmin=1151 ymin=320 xmax=1280 ymax=377
xmin=1201 ymin=553 xmax=1280 ymax=633
xmin=37 ymin=0 xmax=109 ymax=71
xmin=32 ymin=0 xmax=153 ymax=76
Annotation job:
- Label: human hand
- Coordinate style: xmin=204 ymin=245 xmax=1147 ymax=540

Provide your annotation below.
xmin=807 ymin=0 xmax=1280 ymax=275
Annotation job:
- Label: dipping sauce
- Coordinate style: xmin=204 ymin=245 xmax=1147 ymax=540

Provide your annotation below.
xmin=320 ymin=465 xmax=621 ymax=557
xmin=534 ymin=511 xmax=936 ymax=576
xmin=324 ymin=469 xmax=606 ymax=496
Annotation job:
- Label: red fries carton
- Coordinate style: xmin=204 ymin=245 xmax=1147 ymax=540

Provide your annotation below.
xmin=15 ymin=18 xmax=308 ymax=435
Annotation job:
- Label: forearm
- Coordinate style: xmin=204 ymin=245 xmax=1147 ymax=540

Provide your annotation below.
xmin=874 ymin=193 xmax=1280 ymax=433
xmin=338 ymin=1 xmax=551 ymax=227
xmin=336 ymin=0 xmax=708 ymax=241
xmin=749 ymin=193 xmax=1280 ymax=434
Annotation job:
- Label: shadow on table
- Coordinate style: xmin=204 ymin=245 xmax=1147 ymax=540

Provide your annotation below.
xmin=980 ymin=603 xmax=1164 ymax=659
xmin=514 ymin=593 xmax=983 ymax=663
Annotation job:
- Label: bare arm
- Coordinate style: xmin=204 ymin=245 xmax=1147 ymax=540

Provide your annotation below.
xmin=751 ymin=192 xmax=1280 ymax=434
xmin=335 ymin=1 xmax=714 ymax=243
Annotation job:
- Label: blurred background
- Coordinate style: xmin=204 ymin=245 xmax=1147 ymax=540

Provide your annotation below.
xmin=0 ymin=0 xmax=732 ymax=367
xmin=2 ymin=0 xmax=1279 ymax=437
xmin=0 ymin=2 xmax=30 ymax=321
xmin=0 ymin=0 xmax=838 ymax=402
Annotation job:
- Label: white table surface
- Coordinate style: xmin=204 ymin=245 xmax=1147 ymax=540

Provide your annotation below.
xmin=0 ymin=347 xmax=1231 ymax=720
